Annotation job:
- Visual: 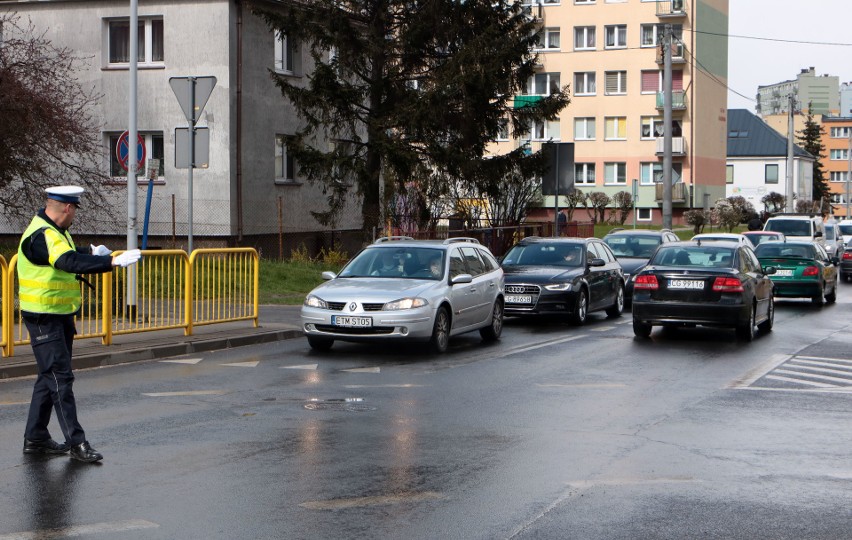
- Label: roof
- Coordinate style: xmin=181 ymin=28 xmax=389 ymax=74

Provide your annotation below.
xmin=727 ymin=109 xmax=813 ymax=159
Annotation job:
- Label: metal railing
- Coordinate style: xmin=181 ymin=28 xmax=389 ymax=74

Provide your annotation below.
xmin=2 ymin=248 xmax=258 ymax=357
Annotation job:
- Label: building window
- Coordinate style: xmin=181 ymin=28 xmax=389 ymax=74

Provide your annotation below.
xmin=765 ymin=164 xmax=779 ymax=184
xmin=275 ymin=134 xmax=296 ymax=182
xmin=274 ymin=30 xmax=297 ymax=73
xmin=574 ymin=117 xmax=596 ymax=140
xmin=830 ymin=171 xmax=848 ymax=182
xmin=830 ymin=127 xmax=851 ymax=138
xmin=641 ymin=117 xmax=682 ymax=138
xmin=830 ymin=149 xmax=849 ymax=160
xmin=604 ymin=25 xmax=627 ymax=49
xmin=522 ymin=120 xmax=560 ymax=141
xmin=535 ymin=28 xmax=561 ymax=50
xmin=605 ymin=163 xmax=626 ymax=185
xmin=641 ymin=69 xmax=683 ymax=93
xmin=604 ymin=71 xmax=627 ymax=95
xmin=108 ymin=18 xmax=164 ymax=65
xmin=108 ymin=132 xmax=164 ymax=179
xmin=604 ymin=117 xmax=626 ymax=140
xmin=640 ymin=24 xmax=682 ymax=48
xmin=573 ymin=72 xmax=596 ymax=96
xmin=726 ymin=165 xmax=734 ymax=184
xmin=575 ymin=0 xmax=595 ymax=4
xmin=526 ymin=73 xmax=560 ymax=96
xmin=641 ymin=162 xmax=682 ymax=185
xmin=574 ymin=26 xmax=595 ymax=50
xmin=575 ymin=163 xmax=596 ymax=184
xmin=830 ymin=193 xmax=847 ymax=204
xmin=496 ymin=119 xmax=509 ymax=141
xmin=637 ymin=208 xmax=652 ymax=221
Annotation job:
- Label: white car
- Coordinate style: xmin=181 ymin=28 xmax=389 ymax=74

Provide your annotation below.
xmin=690 ymin=233 xmax=752 ymax=247
xmin=837 ymin=219 xmax=852 ymax=246
xmin=301 ymin=237 xmax=504 ymax=353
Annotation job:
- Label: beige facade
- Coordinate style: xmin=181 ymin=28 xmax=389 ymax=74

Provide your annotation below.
xmin=821 ymin=116 xmax=852 ymax=218
xmin=491 ymin=0 xmax=729 ymax=225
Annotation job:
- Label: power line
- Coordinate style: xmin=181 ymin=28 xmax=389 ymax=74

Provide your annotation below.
xmin=677 ymin=39 xmax=756 ymax=103
xmin=690 ymin=29 xmax=852 ymax=47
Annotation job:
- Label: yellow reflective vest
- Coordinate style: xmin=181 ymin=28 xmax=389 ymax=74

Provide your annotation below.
xmin=17 ymin=215 xmax=81 ymax=314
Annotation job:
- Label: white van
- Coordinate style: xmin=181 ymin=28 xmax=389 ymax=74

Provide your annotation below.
xmin=838 ymin=219 xmax=852 ymax=245
xmin=763 ymin=214 xmax=824 ymax=246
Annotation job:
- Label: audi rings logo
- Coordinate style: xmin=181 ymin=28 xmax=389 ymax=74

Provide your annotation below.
xmin=506 ymin=285 xmax=527 ymax=294
xmin=349 ymin=302 xmax=357 ymax=312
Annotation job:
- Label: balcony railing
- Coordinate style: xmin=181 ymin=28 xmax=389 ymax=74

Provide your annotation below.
xmin=655 ymin=182 xmax=687 ymax=202
xmin=656 ymin=0 xmax=687 ymax=17
xmin=656 ymin=90 xmax=687 ymax=111
xmin=655 ymin=136 xmax=687 ymax=156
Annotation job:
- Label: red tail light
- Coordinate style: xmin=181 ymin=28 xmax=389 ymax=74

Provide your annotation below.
xmin=712 ymin=276 xmax=744 ymax=292
xmin=842 ymin=252 xmax=852 ymax=261
xmin=802 ymin=266 xmax=820 ymax=276
xmin=634 ymin=274 xmax=659 ymax=290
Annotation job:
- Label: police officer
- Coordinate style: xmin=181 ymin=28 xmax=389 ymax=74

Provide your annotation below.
xmin=18 ymin=186 xmax=141 ymax=463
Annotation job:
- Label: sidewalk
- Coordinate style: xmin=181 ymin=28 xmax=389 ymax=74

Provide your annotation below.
xmin=0 ymin=305 xmax=304 ymax=380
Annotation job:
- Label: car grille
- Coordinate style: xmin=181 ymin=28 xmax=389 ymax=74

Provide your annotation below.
xmin=315 ymin=325 xmax=395 ymax=335
xmin=505 ymin=284 xmax=540 ymax=295
xmin=326 ymin=302 xmax=346 ymax=311
xmin=362 ymin=303 xmax=385 ymax=311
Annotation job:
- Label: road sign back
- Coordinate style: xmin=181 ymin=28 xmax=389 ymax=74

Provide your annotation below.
xmin=169 ymin=76 xmax=217 ymax=125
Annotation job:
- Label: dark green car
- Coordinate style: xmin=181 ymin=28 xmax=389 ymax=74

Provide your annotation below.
xmin=753 ymin=241 xmax=839 ymax=305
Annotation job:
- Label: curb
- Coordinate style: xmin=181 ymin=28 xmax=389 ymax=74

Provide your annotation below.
xmin=0 ymin=329 xmax=304 ymax=380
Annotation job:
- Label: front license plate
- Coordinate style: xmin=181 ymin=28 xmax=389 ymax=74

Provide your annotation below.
xmin=775 ymin=269 xmax=794 ymax=277
xmin=506 ymin=295 xmax=533 ymax=304
xmin=668 ymin=279 xmax=704 ymax=290
xmin=331 ymin=316 xmax=372 ymax=327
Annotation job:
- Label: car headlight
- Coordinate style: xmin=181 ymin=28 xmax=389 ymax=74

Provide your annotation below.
xmin=304 ymin=294 xmax=328 ymax=309
xmin=384 ymin=297 xmax=429 ymax=310
xmin=544 ymin=283 xmax=572 ymax=291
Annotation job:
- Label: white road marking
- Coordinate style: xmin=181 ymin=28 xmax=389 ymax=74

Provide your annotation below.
xmin=784 ymin=361 xmax=852 ymax=377
xmin=590 ymin=326 xmax=615 ymax=332
xmin=795 ymin=355 xmax=852 ymax=365
xmin=763 ymin=375 xmax=836 ymax=388
xmin=159 ymin=358 xmax=203 ymax=365
xmin=281 ymin=364 xmax=318 ymax=370
xmin=220 ymin=361 xmax=259 ymax=368
xmin=616 ymin=319 xmax=632 ymax=324
xmin=300 ymin=491 xmax=442 ymax=510
xmin=141 ymin=390 xmax=228 ymax=397
xmin=729 ymin=353 xmax=791 ymax=388
xmin=0 ymin=519 xmax=159 ymax=540
xmin=537 ymin=383 xmax=627 ymax=388
xmin=343 ymin=384 xmax=425 ymax=388
xmin=342 ymin=367 xmax=381 ymax=373
xmin=0 ymin=401 xmax=30 ymax=406
xmin=773 ymin=369 xmax=852 ymax=385
xmin=499 ymin=335 xmax=587 ymax=357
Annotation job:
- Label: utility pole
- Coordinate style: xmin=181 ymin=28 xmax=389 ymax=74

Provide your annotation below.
xmin=662 ymin=24 xmax=673 ymax=230
xmin=785 ymin=94 xmax=795 ymax=212
xmin=126 ymin=0 xmax=139 ymax=319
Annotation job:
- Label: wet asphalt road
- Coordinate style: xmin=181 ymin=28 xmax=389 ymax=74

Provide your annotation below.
xmin=0 ymin=286 xmax=850 ymax=539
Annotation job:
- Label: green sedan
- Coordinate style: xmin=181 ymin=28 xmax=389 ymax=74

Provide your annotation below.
xmin=753 ymin=241 xmax=839 ymax=305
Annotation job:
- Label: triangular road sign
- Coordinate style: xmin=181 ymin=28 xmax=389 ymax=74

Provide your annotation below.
xmin=169 ymin=76 xmax=217 ymax=124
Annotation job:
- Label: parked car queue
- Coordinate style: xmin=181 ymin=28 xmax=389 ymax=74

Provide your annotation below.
xmin=300 ymin=232 xmax=844 ymax=352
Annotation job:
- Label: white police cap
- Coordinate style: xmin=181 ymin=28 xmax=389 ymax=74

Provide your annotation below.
xmin=45 ymin=185 xmax=85 ymax=206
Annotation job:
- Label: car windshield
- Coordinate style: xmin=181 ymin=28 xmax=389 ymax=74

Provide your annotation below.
xmin=839 ymin=224 xmax=852 ymax=235
xmin=651 ymin=246 xmax=736 ymax=267
xmin=765 ymin=219 xmax=811 ymax=236
xmin=754 ymin=244 xmax=815 ymax=259
xmin=338 ymin=247 xmax=446 ymax=279
xmin=603 ymin=235 xmax=661 ymax=258
xmin=502 ymin=243 xmax=584 ymax=267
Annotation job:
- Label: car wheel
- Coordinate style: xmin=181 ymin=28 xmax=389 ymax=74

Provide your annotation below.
xmin=429 ymin=307 xmax=451 ymax=354
xmin=480 ymin=300 xmax=504 ymax=342
xmin=633 ymin=318 xmax=652 ymax=338
xmin=811 ymin=285 xmax=825 ymax=306
xmin=306 ymin=335 xmax=334 ymax=351
xmin=758 ymin=296 xmax=774 ymax=333
xmin=825 ymin=279 xmax=837 ymax=304
xmin=736 ymin=304 xmax=756 ymax=342
xmin=570 ymin=289 xmax=588 ymax=325
xmin=605 ymin=284 xmax=625 ymax=318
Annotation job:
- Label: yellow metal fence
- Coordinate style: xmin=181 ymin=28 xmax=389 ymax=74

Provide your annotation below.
xmin=1 ymin=248 xmax=259 ymax=357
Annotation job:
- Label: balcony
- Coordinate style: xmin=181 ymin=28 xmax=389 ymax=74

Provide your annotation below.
xmin=655 ymin=90 xmax=687 ymax=111
xmin=655 ymin=136 xmax=687 ymax=156
xmin=656 ymin=43 xmax=686 ymax=64
xmin=521 ymin=3 xmax=543 ymax=24
xmin=655 ymin=182 xmax=687 ymax=203
xmin=656 ymin=0 xmax=687 ymax=18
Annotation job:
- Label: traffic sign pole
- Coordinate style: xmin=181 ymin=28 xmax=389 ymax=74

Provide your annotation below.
xmin=188 ymin=77 xmax=195 ymax=253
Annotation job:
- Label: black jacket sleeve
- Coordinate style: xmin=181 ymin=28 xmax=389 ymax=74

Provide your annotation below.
xmin=23 ymin=229 xmax=113 ymax=274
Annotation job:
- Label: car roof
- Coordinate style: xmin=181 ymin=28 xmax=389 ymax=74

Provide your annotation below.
xmin=743 ymin=231 xmax=782 ymax=235
xmin=604 ymin=229 xmax=672 ymax=237
xmin=692 ymin=233 xmax=745 ymax=238
xmin=515 ymin=236 xmax=593 ymax=245
xmin=368 ymin=237 xmax=485 ymax=250
xmin=665 ymin=240 xmax=741 ymax=248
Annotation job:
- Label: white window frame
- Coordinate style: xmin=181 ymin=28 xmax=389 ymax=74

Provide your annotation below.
xmin=830 ymin=171 xmax=848 ymax=183
xmin=604 ymin=117 xmax=627 ymax=140
xmin=604 ymin=71 xmax=628 ymax=95
xmin=765 ymin=164 xmax=779 ymax=184
xmin=637 ymin=208 xmax=652 ymax=221
xmin=107 ymin=17 xmax=164 ymax=67
xmin=604 ymin=25 xmax=627 ymax=49
xmin=536 ymin=28 xmax=561 ymax=50
xmin=574 ymin=117 xmax=596 ymax=141
xmin=496 ymin=118 xmax=509 ymax=141
xmin=107 ymin=131 xmax=165 ymax=181
xmin=641 ymin=162 xmax=682 ymax=185
xmin=604 ymin=162 xmax=627 ymax=185
xmin=526 ymin=72 xmax=561 ymax=96
xmin=524 ymin=120 xmax=560 ymax=141
xmin=575 ymin=0 xmax=595 ymax=4
xmin=830 ymin=193 xmax=847 ymax=204
xmin=575 ymin=163 xmax=596 ymax=184
xmin=640 ymin=24 xmax=661 ymax=47
xmin=574 ymin=72 xmax=596 ymax=96
xmin=275 ymin=134 xmax=297 ymax=183
xmin=830 ymin=127 xmax=851 ymax=138
xmin=830 ymin=149 xmax=849 ymax=160
xmin=574 ymin=26 xmax=595 ymax=50
xmin=727 ymin=164 xmax=734 ymax=185
xmin=641 ymin=117 xmax=665 ymax=139
xmin=274 ymin=30 xmax=296 ymax=74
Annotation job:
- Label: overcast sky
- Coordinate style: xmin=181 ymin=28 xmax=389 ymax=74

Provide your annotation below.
xmin=726 ymin=0 xmax=850 ymax=112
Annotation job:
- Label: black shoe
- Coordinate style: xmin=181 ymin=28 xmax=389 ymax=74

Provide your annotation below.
xmin=23 ymin=438 xmax=69 ymax=455
xmin=69 ymin=441 xmax=103 ymax=463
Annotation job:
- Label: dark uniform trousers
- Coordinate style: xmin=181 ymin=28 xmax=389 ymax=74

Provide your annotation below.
xmin=23 ymin=313 xmax=86 ymax=446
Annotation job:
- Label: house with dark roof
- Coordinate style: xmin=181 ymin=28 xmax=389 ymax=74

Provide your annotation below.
xmin=726 ymin=109 xmax=814 ymax=210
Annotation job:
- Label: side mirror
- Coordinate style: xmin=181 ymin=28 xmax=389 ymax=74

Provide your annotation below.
xmin=831 ymin=257 xmax=840 ymax=266
xmin=815 ymin=231 xmax=823 ymax=237
xmin=763 ymin=266 xmax=777 ymax=275
xmin=451 ymin=274 xmax=473 ymax=285
xmin=589 ymin=258 xmax=606 ymax=267
xmin=321 ymin=271 xmax=337 ymax=280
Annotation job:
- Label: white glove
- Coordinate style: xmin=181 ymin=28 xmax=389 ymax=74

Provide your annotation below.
xmin=91 ymin=244 xmax=113 ymax=256
xmin=113 ymin=249 xmax=142 ymax=268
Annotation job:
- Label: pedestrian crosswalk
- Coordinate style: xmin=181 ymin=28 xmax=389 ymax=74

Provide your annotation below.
xmin=742 ymin=355 xmax=852 ymax=392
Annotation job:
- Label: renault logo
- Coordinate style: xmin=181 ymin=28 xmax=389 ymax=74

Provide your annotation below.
xmin=349 ymin=302 xmax=357 ymax=311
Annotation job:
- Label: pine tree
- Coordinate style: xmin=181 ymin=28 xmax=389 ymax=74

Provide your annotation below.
xmin=251 ymin=0 xmax=570 ymax=233
xmin=796 ymin=111 xmax=830 ymax=204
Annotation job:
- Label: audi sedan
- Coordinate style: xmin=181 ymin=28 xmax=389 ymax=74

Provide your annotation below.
xmin=301 ymin=237 xmax=504 ymax=353
xmin=753 ymin=241 xmax=839 ymax=305
xmin=631 ymin=240 xmax=775 ymax=341
xmin=500 ymin=237 xmax=625 ymax=325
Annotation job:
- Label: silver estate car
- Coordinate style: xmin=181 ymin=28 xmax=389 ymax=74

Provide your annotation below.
xmin=301 ymin=237 xmax=504 ymax=353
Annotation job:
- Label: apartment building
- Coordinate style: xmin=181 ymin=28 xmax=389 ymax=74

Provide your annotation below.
xmin=490 ymin=0 xmax=729 ymax=225
xmin=757 ymin=67 xmax=840 ymax=117
xmin=821 ymin=116 xmax=852 ymax=218
xmin=0 ymin=0 xmax=360 ymax=248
